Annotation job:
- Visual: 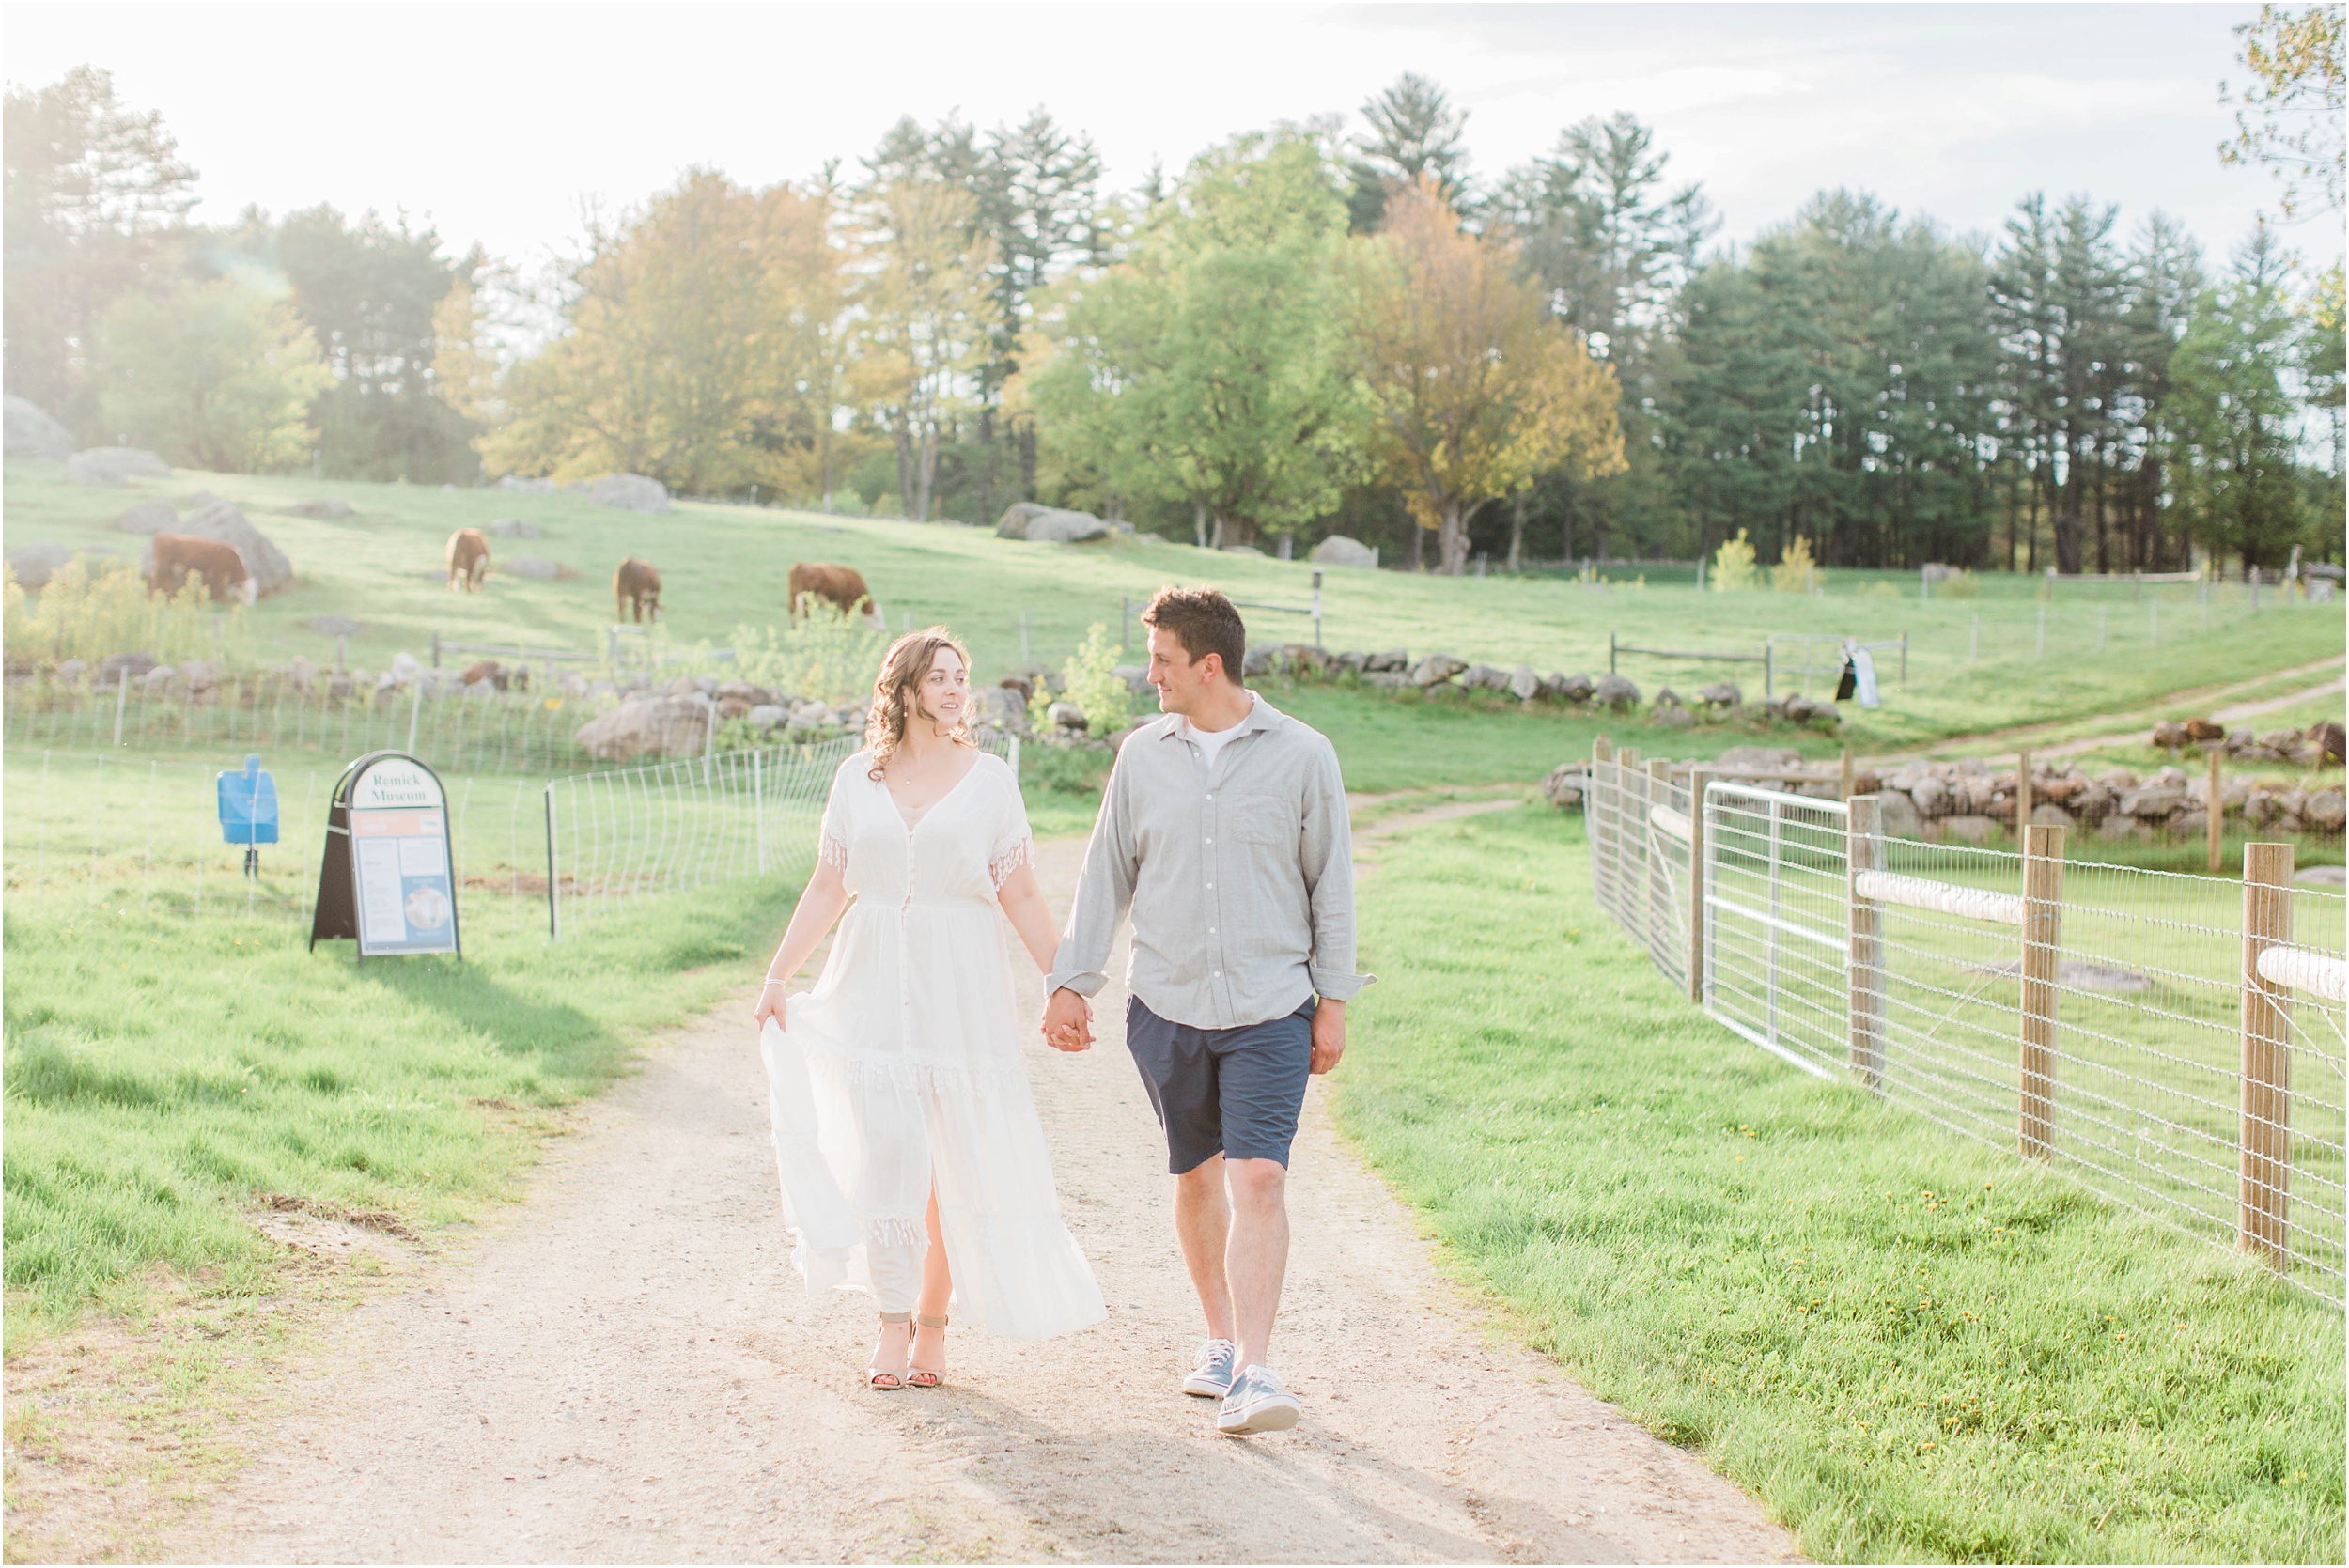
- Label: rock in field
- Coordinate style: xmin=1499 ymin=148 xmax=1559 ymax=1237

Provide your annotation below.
xmin=575 ymin=695 xmax=714 ymax=761
xmin=1048 ymin=700 xmax=1089 ymax=732
xmin=117 ymin=497 xmax=177 ymax=535
xmin=7 ymin=541 xmax=77 ymax=588
xmin=1875 ymin=789 xmax=1924 ymax=838
xmin=502 ymin=554 xmax=561 ymax=581
xmin=287 ymin=498 xmax=353 ymax=520
xmin=1309 ymin=534 xmax=1378 ymax=568
xmin=1408 ymin=654 xmax=1468 ymax=688
xmin=1593 ymin=674 xmax=1641 ymax=710
xmin=1363 ymin=648 xmax=1410 ymax=674
xmin=1508 ymin=663 xmax=1539 ymax=702
xmin=168 ymin=501 xmax=293 ymax=596
xmin=995 ymin=502 xmax=1108 ymax=543
xmin=5 ymin=396 xmax=77 ymax=459
xmin=66 ymin=446 xmax=172 ymax=486
xmin=1939 ymin=815 xmax=1997 ymax=845
xmin=588 ymin=474 xmax=671 ymax=513
xmin=1542 ymin=762 xmax=1588 ymax=810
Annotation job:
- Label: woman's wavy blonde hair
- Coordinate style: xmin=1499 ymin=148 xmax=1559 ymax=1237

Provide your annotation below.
xmin=864 ymin=627 xmax=975 ymax=780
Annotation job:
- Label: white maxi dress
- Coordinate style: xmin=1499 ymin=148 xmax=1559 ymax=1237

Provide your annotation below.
xmin=759 ymin=749 xmax=1105 ymax=1339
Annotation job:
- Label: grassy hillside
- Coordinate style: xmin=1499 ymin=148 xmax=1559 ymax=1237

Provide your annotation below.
xmin=7 ymin=461 xmax=2338 ymax=756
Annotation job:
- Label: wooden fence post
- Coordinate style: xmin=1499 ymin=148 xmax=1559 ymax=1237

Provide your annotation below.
xmin=2018 ymin=822 xmax=2065 ymax=1159
xmin=1839 ymin=747 xmax=1855 ymax=800
xmin=1847 ymin=794 xmax=1884 ymax=1093
xmin=2015 ymin=748 xmax=2032 ymax=837
xmin=2240 ymin=841 xmax=2295 ymax=1269
xmin=1687 ymin=768 xmax=1712 ymax=1005
xmin=1647 ymin=758 xmax=1672 ymax=969
xmin=2207 ymin=750 xmax=2224 ymax=875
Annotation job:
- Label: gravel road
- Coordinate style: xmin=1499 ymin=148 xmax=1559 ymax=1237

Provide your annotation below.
xmin=181 ymin=831 xmax=1798 ymax=1563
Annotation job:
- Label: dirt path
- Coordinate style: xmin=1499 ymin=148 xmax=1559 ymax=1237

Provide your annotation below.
xmin=178 ymin=835 xmax=1797 ymax=1564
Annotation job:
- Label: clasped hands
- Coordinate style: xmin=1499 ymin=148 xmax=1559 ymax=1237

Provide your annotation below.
xmin=1041 ymin=986 xmax=1094 ymax=1053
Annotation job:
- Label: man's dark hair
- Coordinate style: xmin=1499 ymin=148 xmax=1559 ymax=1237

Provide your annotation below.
xmin=1143 ymin=585 xmax=1246 ymax=679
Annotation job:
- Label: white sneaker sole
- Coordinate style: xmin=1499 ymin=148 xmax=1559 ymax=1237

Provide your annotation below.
xmin=1183 ymin=1374 xmax=1233 ymax=1398
xmin=1217 ymin=1394 xmax=1301 ymax=1436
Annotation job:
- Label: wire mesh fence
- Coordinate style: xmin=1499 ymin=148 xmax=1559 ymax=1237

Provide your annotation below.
xmin=5 ymin=670 xmax=606 ymax=775
xmin=2 ymin=748 xmax=553 ymax=934
xmin=1587 ymin=741 xmax=2349 ymax=1307
xmin=543 ymin=732 xmax=1019 ymax=936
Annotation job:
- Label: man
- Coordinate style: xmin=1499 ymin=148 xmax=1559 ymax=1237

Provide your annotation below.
xmin=1043 ymin=585 xmax=1369 ymax=1436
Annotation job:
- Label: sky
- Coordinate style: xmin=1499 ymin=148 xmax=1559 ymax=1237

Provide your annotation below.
xmin=3 ymin=2 xmax=2331 ymax=276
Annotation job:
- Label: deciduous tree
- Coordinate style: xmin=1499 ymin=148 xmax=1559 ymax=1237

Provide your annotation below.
xmin=94 ymin=278 xmax=332 ymax=473
xmin=1340 ymin=179 xmax=1624 ymax=575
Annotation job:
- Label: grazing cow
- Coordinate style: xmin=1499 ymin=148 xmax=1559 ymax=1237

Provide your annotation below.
xmin=787 ymin=562 xmax=885 ymax=629
xmin=460 ymin=659 xmax=508 ymax=691
xmin=614 ymin=558 xmax=661 ymax=623
xmin=148 ymin=534 xmax=257 ymax=605
xmin=447 ymin=528 xmax=490 ymax=592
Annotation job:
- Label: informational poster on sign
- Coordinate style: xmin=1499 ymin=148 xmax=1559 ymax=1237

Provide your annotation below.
xmin=315 ymin=753 xmax=460 ymax=959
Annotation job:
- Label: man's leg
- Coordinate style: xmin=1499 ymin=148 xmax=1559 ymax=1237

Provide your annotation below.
xmin=1174 ymin=1154 xmax=1236 ymax=1341
xmin=1222 ymin=1157 xmax=1288 ymax=1372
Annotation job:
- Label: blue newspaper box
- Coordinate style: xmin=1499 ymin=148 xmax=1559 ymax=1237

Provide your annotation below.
xmin=219 ymin=755 xmax=278 ymax=877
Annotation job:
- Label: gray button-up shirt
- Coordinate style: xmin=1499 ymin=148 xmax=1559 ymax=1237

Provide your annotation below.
xmin=1047 ymin=694 xmax=1371 ymax=1030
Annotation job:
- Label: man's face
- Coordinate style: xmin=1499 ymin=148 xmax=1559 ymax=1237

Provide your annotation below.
xmin=1145 ymin=624 xmax=1219 ymax=716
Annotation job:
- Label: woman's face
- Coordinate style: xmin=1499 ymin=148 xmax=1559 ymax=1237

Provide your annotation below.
xmin=910 ymin=645 xmax=968 ymax=729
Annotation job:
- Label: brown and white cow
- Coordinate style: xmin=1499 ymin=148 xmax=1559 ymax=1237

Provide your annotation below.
xmin=148 ymin=534 xmax=257 ymax=605
xmin=787 ymin=562 xmax=884 ymax=629
xmin=614 ymin=558 xmax=661 ymax=623
xmin=447 ymin=528 xmax=490 ymax=592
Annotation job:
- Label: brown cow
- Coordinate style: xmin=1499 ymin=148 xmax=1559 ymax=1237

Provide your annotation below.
xmin=614 ymin=558 xmax=661 ymax=623
xmin=148 ymin=534 xmax=257 ymax=605
xmin=460 ymin=659 xmax=507 ymax=691
xmin=787 ymin=562 xmax=885 ymax=629
xmin=447 ymin=528 xmax=490 ymax=592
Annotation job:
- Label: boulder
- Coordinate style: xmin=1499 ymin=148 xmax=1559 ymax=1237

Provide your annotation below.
xmin=744 ymin=704 xmax=787 ymax=732
xmin=1655 ymin=706 xmax=1695 ymax=730
xmin=503 ymin=554 xmax=561 ymax=581
xmin=1593 ymin=674 xmax=1641 ymax=711
xmin=170 ymin=501 xmax=292 ymax=595
xmin=1461 ymin=662 xmax=1513 ymax=691
xmin=2029 ymin=801 xmax=2077 ymax=829
xmin=2173 ymin=808 xmax=2208 ymax=838
xmin=1695 ymin=681 xmax=1743 ymax=709
xmin=483 ymin=517 xmax=543 ymax=538
xmin=1363 ymin=648 xmax=1410 ymax=674
xmin=116 ymin=497 xmax=177 ymax=535
xmin=2120 ymin=786 xmax=2187 ymax=820
xmin=4 ymin=396 xmax=76 ymax=459
xmin=2295 ymin=863 xmax=2348 ymax=886
xmin=287 ymin=498 xmax=353 ymax=520
xmin=1908 ymin=776 xmax=1952 ymax=817
xmin=1939 ymin=815 xmax=1997 ymax=845
xmin=974 ymin=686 xmax=1030 ymax=733
xmin=65 ymin=446 xmax=171 ymax=486
xmin=1542 ymin=762 xmax=1588 ymax=810
xmin=1408 ymin=654 xmax=1468 ymax=688
xmin=2312 ymin=721 xmax=2346 ymax=766
xmin=2183 ymin=717 xmax=2226 ymax=743
xmin=1653 ymin=687 xmax=1682 ymax=709
xmin=143 ymin=664 xmax=177 ymax=688
xmin=995 ymin=501 xmax=1107 ymax=543
xmin=575 ymin=695 xmax=715 ymax=761
xmin=1875 ymin=789 xmax=1924 ymax=838
xmin=6 ymin=541 xmax=76 ymax=589
xmin=2307 ymin=788 xmax=2347 ymax=833
xmin=1310 ymin=534 xmax=1378 ymax=569
xmin=54 ymin=658 xmax=88 ymax=684
xmin=588 ymin=473 xmax=672 ymax=513
xmin=1549 ymin=673 xmax=1596 ymax=705
xmin=499 ymin=474 xmax=557 ymax=493
xmin=1331 ymin=650 xmax=1370 ymax=675
xmin=1221 ymin=544 xmax=1265 ymax=558
xmin=100 ymin=651 xmax=157 ymax=681
xmin=1048 ymin=700 xmax=1089 ymax=731
xmin=1508 ymin=663 xmax=1538 ymax=702
xmin=1364 ymin=670 xmax=1410 ymax=691
xmin=178 ymin=658 xmax=219 ymax=693
xmin=390 ymin=651 xmax=424 ymax=686
xmin=2036 ymin=769 xmax=2087 ymax=803
xmin=2150 ymin=720 xmax=2189 ymax=750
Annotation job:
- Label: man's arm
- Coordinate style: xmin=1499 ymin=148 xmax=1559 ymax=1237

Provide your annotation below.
xmin=1044 ymin=748 xmax=1141 ymax=1019
xmin=1299 ymin=739 xmax=1372 ymax=1005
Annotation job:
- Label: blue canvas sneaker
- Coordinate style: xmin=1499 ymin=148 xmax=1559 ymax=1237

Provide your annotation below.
xmin=1183 ymin=1337 xmax=1238 ymax=1398
xmin=1216 ymin=1363 xmax=1302 ymax=1436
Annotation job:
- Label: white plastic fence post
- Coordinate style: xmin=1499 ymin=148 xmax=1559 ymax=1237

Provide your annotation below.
xmin=114 ymin=667 xmax=130 ymax=747
xmin=407 ymin=679 xmax=423 ymax=754
xmin=1686 ymin=768 xmax=1711 ymax=1005
xmin=1847 ymin=794 xmax=1884 ymax=1094
xmin=2019 ymin=823 xmax=2065 ymax=1160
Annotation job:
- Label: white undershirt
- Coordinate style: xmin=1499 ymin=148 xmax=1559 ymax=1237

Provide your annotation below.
xmin=1183 ymin=695 xmax=1255 ymax=773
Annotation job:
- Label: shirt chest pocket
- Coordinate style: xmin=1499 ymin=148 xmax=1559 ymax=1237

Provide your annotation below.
xmin=1226 ymin=797 xmax=1299 ymax=850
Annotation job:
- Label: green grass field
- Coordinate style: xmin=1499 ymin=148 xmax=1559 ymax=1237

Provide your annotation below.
xmin=7 ymin=460 xmax=2339 ymax=756
xmin=1339 ymin=803 xmax=2345 ymax=1563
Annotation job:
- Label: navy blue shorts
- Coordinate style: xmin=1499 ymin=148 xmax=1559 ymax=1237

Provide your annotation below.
xmin=1125 ymin=995 xmax=1315 ymax=1175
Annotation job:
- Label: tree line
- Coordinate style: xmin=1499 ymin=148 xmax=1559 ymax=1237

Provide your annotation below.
xmin=5 ymin=18 xmax=2341 ymax=576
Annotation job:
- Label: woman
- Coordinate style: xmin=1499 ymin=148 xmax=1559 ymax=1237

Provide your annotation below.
xmin=753 ymin=629 xmax=1104 ymax=1389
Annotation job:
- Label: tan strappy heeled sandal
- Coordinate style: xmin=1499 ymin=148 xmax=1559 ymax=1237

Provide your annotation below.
xmin=869 ymin=1311 xmax=911 ymax=1390
xmin=907 ymin=1312 xmax=948 ymax=1389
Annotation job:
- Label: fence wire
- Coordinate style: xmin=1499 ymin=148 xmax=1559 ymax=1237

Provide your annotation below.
xmin=544 ymin=733 xmax=1019 ymax=936
xmin=2 ymin=747 xmax=551 ymax=934
xmin=1588 ymin=752 xmax=2348 ymax=1307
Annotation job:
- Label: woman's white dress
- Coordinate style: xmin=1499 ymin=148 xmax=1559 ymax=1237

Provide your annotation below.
xmin=759 ymin=749 xmax=1105 ymax=1339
